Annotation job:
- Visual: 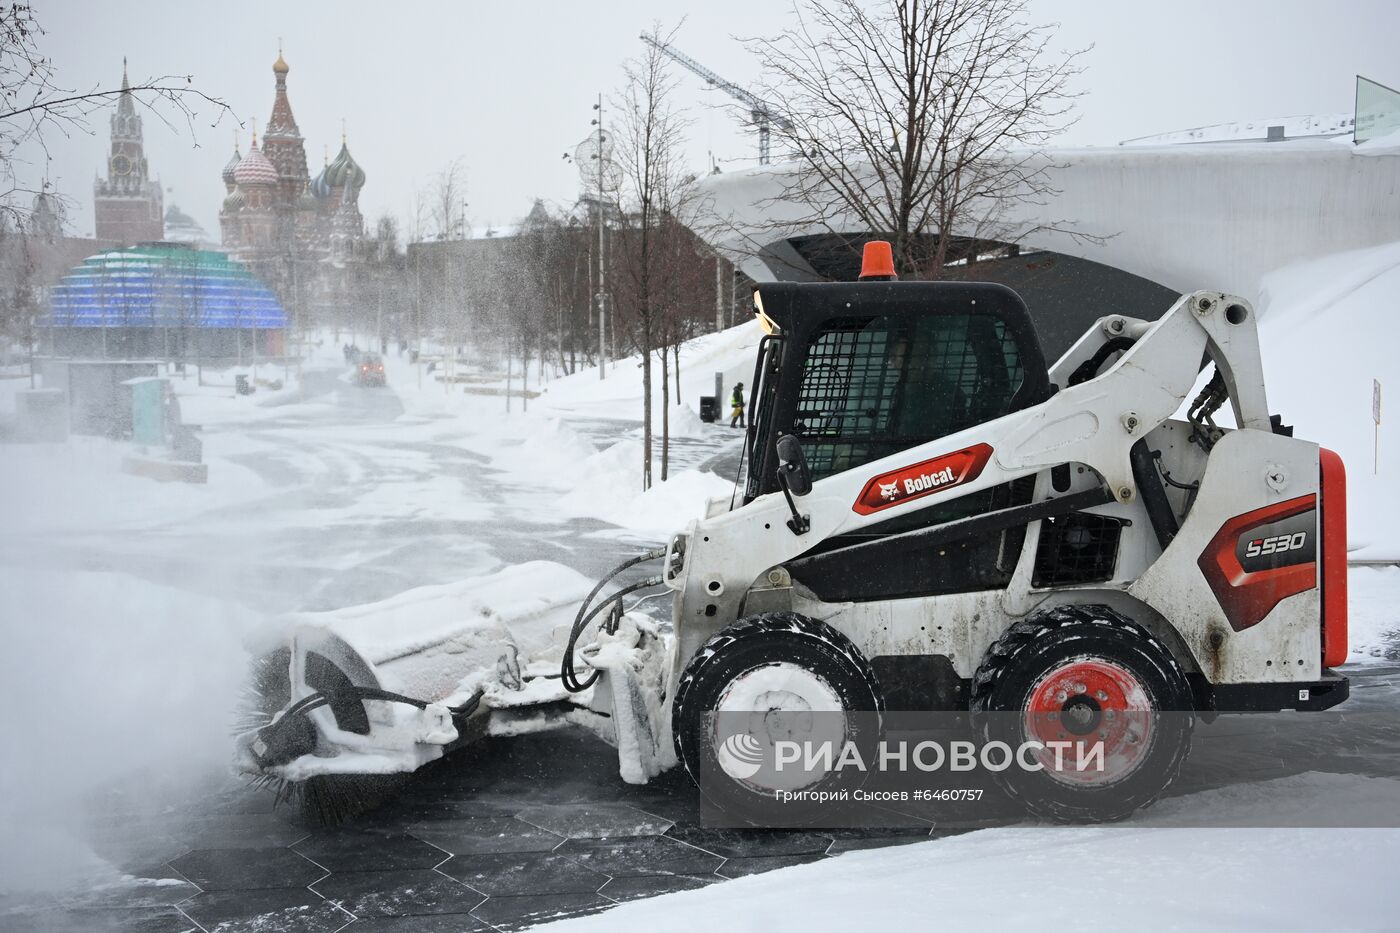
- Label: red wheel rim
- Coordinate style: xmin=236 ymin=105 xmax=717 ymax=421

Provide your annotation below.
xmin=1023 ymin=656 xmax=1154 ymax=786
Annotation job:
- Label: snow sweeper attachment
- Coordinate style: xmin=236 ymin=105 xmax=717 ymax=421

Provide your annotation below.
xmin=562 ymin=254 xmax=1349 ymax=825
xmin=233 ymin=560 xmax=674 ymax=824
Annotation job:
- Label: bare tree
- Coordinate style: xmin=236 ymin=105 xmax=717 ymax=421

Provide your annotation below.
xmin=749 ymin=0 xmax=1089 ymax=278
xmin=429 ymin=159 xmax=467 ymax=241
xmin=609 ymin=24 xmax=694 ymax=490
xmin=0 ymin=5 xmax=231 ymax=224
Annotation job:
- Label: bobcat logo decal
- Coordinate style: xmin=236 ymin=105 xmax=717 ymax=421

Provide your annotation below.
xmin=853 ymin=444 xmax=994 ymax=515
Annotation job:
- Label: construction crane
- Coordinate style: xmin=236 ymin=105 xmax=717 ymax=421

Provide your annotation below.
xmin=640 ymin=33 xmax=792 ymax=166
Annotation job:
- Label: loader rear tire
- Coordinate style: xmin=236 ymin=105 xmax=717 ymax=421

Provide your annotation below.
xmin=970 ymin=604 xmax=1192 ymax=823
xmin=673 ymin=612 xmax=883 ymax=825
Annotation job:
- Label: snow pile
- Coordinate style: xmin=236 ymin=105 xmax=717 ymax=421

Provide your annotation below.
xmin=557 ymin=440 xmax=648 ymax=521
xmin=537 ymin=772 xmax=1400 ymax=932
xmin=1347 ymin=565 xmax=1400 ymax=664
xmin=535 ymin=320 xmax=763 ymax=421
xmin=666 ymin=402 xmax=712 ymax=439
xmin=1254 ymin=241 xmax=1400 ymax=560
xmin=488 ymin=417 xmax=599 ymax=487
xmin=287 ymin=560 xmax=595 ymax=703
xmin=556 ymin=439 xmax=733 ymax=538
xmin=609 ymin=469 xmax=736 ymax=538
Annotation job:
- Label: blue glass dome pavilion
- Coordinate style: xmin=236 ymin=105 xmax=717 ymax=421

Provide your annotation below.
xmin=43 ymin=243 xmax=287 ymax=359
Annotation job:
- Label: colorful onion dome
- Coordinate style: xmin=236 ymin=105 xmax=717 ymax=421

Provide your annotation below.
xmin=221 ymin=147 xmax=242 ymax=187
xmin=323 ymin=141 xmax=366 ymax=190
xmin=232 ymin=138 xmax=278 ymax=187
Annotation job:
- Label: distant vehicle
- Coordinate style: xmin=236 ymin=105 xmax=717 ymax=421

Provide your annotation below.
xmin=354 ymin=353 xmax=386 ymax=387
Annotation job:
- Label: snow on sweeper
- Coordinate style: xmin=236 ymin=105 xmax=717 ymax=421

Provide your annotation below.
xmin=236 ymin=241 xmax=1349 ymax=823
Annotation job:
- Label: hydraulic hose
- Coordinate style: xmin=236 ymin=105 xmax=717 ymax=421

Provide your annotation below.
xmin=561 ymin=548 xmax=666 ymax=693
xmin=250 ymin=686 xmax=484 ymax=770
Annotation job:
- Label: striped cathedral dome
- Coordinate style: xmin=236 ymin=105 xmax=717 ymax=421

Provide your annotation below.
xmin=232 ymin=140 xmax=279 ymax=187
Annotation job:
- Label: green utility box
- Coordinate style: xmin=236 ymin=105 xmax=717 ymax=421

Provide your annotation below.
xmin=125 ymin=376 xmax=168 ymax=446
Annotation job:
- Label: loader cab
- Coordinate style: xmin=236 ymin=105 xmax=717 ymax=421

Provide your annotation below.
xmin=743 ymin=280 xmax=1051 ymax=504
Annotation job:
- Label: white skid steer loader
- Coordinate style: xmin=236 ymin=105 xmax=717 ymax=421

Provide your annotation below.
xmin=237 ymin=242 xmax=1347 ymax=823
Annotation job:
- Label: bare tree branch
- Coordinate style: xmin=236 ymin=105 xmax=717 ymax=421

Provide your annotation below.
xmin=744 ymin=0 xmax=1095 ymax=279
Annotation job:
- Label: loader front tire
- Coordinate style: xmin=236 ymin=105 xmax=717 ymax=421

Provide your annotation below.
xmin=970 ymin=604 xmax=1193 ymax=822
xmin=673 ymin=612 xmax=882 ymax=825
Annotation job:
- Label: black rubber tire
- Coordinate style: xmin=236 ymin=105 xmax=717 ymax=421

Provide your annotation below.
xmin=970 ymin=604 xmax=1193 ymax=823
xmin=672 ymin=612 xmax=883 ymax=825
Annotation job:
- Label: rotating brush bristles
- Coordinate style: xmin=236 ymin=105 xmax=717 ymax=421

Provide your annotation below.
xmin=237 ymin=648 xmax=405 ymax=826
xmin=250 ymin=772 xmax=411 ymax=827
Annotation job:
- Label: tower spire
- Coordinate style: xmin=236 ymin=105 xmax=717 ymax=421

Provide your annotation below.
xmin=116 ymin=57 xmax=136 ymax=120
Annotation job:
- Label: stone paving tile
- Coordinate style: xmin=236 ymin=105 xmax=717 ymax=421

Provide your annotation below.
xmin=294 ymin=830 xmax=450 ymax=871
xmin=179 ymin=889 xmax=352 ymax=933
xmin=717 ymin=852 xmax=829 ymax=878
xmin=341 ymin=914 xmax=491 ymax=932
xmin=823 ymin=826 xmax=935 ymax=855
xmin=367 ymin=795 xmax=526 ymax=825
xmin=619 ymin=794 xmax=697 ymax=825
xmin=168 ymin=847 xmax=326 ymax=891
xmin=174 ymin=814 xmax=309 ymax=851
xmin=469 ymin=891 xmax=613 ymax=931
xmin=312 ymin=869 xmax=484 ymax=918
xmin=663 ymin=825 xmax=834 ymax=859
xmin=406 ymin=818 xmax=565 ymax=855
xmin=554 ymin=835 xmax=725 ymax=877
xmin=600 ymin=873 xmax=720 ymax=902
xmin=514 ymin=802 xmax=674 ymax=839
xmin=438 ymin=851 xmax=610 ymax=896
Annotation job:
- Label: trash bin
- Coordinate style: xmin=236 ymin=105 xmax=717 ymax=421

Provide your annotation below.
xmin=235 ymin=374 xmax=253 ymax=395
xmin=699 ymin=396 xmax=717 ymax=423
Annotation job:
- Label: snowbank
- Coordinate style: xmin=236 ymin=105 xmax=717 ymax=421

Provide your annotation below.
xmin=557 ymin=439 xmax=733 ymax=539
xmin=488 ymin=418 xmax=599 ymax=487
xmin=535 ymin=320 xmax=763 ymax=422
xmin=1348 ymin=565 xmax=1400 ymax=664
xmin=538 ymin=772 xmax=1400 ymax=932
xmin=667 ymin=402 xmax=711 ymax=439
xmin=1254 ymin=242 xmax=1400 ymax=560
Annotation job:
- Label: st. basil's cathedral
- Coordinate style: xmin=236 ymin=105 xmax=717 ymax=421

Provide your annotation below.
xmin=218 ymin=48 xmax=368 ymax=323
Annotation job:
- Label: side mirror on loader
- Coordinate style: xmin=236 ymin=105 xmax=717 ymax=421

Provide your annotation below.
xmin=776 ymin=435 xmax=813 ymax=496
xmin=775 ymin=435 xmax=812 ymax=535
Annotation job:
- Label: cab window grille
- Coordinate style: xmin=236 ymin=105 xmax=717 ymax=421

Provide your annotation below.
xmin=792 ymin=314 xmax=1023 ymax=481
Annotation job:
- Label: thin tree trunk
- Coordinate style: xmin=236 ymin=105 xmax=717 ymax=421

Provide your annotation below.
xmin=673 ymin=341 xmax=681 ymax=396
xmin=641 ymin=337 xmax=653 ymax=490
xmin=660 ymin=347 xmax=670 ymax=482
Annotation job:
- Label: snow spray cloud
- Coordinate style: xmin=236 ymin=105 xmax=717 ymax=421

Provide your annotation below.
xmin=0 ymin=565 xmax=257 ymax=893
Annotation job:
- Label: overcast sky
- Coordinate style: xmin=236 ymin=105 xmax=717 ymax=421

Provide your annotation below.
xmin=23 ymin=0 xmax=1400 ymax=240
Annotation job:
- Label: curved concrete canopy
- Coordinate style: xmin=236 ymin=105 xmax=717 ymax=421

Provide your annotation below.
xmin=691 ymin=138 xmax=1400 ymax=300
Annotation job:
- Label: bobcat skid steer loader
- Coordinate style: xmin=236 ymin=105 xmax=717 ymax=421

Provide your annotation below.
xmin=564 ymin=242 xmax=1348 ymax=823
